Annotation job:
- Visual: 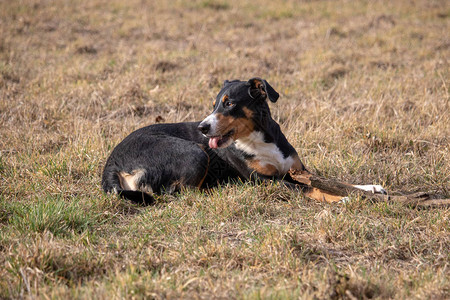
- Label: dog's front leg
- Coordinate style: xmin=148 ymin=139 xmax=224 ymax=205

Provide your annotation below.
xmin=353 ymin=185 xmax=387 ymax=194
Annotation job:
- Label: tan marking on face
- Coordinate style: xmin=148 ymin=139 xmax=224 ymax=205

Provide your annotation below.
xmin=118 ymin=169 xmax=146 ymax=191
xmin=215 ymin=113 xmax=234 ymax=132
xmin=215 ymin=113 xmax=255 ymax=140
xmin=221 ymin=94 xmax=229 ymax=103
xmin=248 ymin=160 xmax=278 ymax=176
xmin=234 ymin=116 xmax=254 ymax=139
xmin=305 ymin=187 xmax=342 ymax=203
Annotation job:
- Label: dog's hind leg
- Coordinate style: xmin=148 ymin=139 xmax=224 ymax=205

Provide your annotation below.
xmin=102 ymin=135 xmax=210 ymax=205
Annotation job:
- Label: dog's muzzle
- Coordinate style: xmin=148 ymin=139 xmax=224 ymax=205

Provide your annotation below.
xmin=198 ymin=116 xmax=234 ymax=149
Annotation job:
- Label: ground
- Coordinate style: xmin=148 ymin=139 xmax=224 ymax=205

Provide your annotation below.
xmin=0 ymin=0 xmax=449 ymax=299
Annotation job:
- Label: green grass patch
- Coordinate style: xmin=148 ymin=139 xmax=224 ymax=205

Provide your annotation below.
xmin=2 ymin=195 xmax=103 ymax=237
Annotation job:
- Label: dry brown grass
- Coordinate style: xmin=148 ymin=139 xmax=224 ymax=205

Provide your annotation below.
xmin=1 ymin=0 xmax=449 ymax=299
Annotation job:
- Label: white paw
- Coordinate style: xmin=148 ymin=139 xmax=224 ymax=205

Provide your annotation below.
xmin=353 ymin=184 xmax=387 ymax=194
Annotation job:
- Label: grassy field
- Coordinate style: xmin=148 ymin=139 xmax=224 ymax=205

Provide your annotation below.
xmin=0 ymin=0 xmax=449 ymax=298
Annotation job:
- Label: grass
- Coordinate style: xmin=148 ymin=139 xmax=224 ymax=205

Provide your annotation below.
xmin=0 ymin=0 xmax=449 ymax=298
xmin=2 ymin=195 xmax=98 ymax=237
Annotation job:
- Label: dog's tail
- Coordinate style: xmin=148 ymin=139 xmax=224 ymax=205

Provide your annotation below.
xmin=102 ymin=168 xmax=155 ymax=205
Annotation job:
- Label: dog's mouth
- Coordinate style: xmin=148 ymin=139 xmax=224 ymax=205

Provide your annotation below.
xmin=208 ymin=129 xmax=235 ymax=149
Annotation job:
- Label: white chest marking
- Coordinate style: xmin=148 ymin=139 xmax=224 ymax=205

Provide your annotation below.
xmin=235 ymin=131 xmax=294 ymax=175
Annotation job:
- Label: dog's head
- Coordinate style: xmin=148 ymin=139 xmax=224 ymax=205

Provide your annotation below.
xmin=198 ymin=77 xmax=279 ymax=149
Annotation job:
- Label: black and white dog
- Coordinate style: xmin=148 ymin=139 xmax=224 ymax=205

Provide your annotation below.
xmin=102 ymin=78 xmax=384 ymax=204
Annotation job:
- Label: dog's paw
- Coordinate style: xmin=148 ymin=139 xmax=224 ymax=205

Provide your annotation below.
xmin=353 ymin=184 xmax=387 ymax=194
xmin=339 ymin=185 xmax=387 ymax=204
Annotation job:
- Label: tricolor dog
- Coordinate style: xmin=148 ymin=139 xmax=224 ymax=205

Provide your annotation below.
xmin=102 ymin=78 xmax=385 ymax=204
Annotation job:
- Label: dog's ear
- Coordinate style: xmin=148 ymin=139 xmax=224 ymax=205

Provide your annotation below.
xmin=223 ymin=80 xmax=231 ymax=88
xmin=222 ymin=79 xmax=240 ymax=88
xmin=248 ymin=78 xmax=279 ymax=103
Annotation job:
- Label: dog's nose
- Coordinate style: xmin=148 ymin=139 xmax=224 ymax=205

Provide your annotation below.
xmin=198 ymin=122 xmax=210 ymax=135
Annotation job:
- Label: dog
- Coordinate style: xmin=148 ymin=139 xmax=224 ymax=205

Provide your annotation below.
xmin=102 ymin=77 xmax=385 ymax=204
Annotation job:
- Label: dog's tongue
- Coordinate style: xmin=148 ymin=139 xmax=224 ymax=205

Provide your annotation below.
xmin=209 ymin=137 xmax=220 ymax=149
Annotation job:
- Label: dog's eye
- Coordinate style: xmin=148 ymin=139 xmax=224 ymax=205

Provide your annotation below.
xmin=224 ymin=100 xmax=234 ymax=108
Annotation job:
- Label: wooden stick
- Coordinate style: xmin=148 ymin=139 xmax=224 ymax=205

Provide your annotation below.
xmin=288 ymin=169 xmax=450 ymax=208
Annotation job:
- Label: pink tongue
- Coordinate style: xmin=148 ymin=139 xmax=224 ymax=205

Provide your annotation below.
xmin=209 ymin=137 xmax=220 ymax=149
